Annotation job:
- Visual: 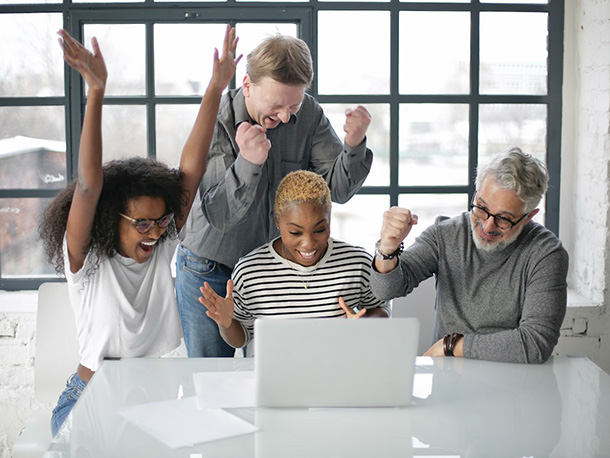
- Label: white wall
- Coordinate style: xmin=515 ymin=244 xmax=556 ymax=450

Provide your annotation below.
xmin=0 ymin=291 xmax=46 ymax=458
xmin=558 ymin=0 xmax=610 ymax=374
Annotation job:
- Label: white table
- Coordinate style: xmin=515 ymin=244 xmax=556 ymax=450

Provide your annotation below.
xmin=46 ymin=356 xmax=610 ymax=457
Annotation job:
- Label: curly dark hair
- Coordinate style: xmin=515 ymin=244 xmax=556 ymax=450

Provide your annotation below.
xmin=40 ymin=157 xmax=186 ymax=276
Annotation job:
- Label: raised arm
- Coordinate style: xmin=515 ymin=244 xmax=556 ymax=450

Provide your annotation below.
xmin=175 ymin=25 xmax=241 ymax=232
xmin=374 ymin=207 xmax=418 ymax=274
xmin=59 ymin=30 xmax=108 ymax=274
xmin=309 ymin=104 xmax=373 ymax=204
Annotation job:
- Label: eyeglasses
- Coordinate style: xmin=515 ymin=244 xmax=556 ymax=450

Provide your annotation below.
xmin=119 ymin=212 xmax=174 ymax=234
xmin=470 ymin=195 xmax=527 ymax=231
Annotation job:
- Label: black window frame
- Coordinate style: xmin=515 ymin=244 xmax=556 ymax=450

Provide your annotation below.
xmin=0 ymin=0 xmax=564 ymax=290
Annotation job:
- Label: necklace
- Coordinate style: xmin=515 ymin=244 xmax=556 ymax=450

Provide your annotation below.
xmin=282 ymin=244 xmax=320 ymax=289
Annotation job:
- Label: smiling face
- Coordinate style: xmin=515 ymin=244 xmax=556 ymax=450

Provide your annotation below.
xmin=470 ymin=176 xmax=538 ymax=252
xmin=117 ymin=195 xmax=168 ymax=263
xmin=275 ymin=203 xmax=331 ymax=267
xmin=242 ymin=75 xmax=305 ymax=129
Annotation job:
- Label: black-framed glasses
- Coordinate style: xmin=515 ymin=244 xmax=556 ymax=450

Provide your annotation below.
xmin=469 ymin=195 xmax=528 ymax=231
xmin=119 ymin=212 xmax=174 ymax=234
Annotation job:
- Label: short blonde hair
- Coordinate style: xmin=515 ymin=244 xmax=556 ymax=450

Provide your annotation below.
xmin=274 ymin=170 xmax=331 ymax=218
xmin=247 ymin=35 xmax=313 ymax=87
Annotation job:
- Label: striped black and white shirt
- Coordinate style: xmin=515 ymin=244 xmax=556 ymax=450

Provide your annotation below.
xmin=232 ymin=237 xmax=390 ymax=346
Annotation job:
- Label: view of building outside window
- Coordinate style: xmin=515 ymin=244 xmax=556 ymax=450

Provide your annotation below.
xmin=0 ymin=3 xmax=552 ymax=285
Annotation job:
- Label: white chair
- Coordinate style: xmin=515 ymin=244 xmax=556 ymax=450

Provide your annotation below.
xmin=391 ymin=277 xmax=436 ymax=355
xmin=12 ymin=282 xmax=80 ymax=458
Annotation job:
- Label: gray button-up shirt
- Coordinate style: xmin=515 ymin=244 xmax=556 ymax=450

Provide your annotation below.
xmin=181 ymin=88 xmax=373 ymax=268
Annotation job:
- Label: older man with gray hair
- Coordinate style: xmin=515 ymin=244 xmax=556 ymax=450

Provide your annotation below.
xmin=371 ymin=147 xmax=568 ymax=363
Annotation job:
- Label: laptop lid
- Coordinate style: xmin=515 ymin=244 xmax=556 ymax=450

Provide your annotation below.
xmin=254 ymin=318 xmax=419 ymax=408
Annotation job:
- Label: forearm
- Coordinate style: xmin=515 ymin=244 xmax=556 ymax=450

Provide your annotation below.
xmin=179 ymin=85 xmax=225 ymax=220
xmin=370 ymin=258 xmax=414 ymax=301
xmin=463 ymin=322 xmax=561 ymax=364
xmin=219 ymin=319 xmax=246 ymax=348
xmin=309 ymin=110 xmax=372 ymax=204
xmin=324 ymin=142 xmax=372 ymax=204
xmin=374 ymin=257 xmax=398 ymax=274
xmin=77 ymin=88 xmax=105 ymax=190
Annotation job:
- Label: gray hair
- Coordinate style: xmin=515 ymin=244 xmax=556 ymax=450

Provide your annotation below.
xmin=475 ymin=147 xmax=549 ymax=213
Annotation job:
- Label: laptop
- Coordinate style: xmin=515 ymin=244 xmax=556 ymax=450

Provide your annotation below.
xmin=254 ymin=318 xmax=419 ymax=408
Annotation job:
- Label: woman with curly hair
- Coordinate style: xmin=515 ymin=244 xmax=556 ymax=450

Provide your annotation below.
xmin=40 ymin=26 xmax=240 ymax=436
xmin=199 ymin=170 xmax=390 ymax=354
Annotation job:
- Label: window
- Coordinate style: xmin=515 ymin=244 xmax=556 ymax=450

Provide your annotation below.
xmin=0 ymin=0 xmax=564 ymax=290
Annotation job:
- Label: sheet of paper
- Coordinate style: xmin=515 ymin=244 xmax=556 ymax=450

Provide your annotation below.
xmin=119 ymin=397 xmax=257 ymax=449
xmin=193 ymin=371 xmax=256 ymax=409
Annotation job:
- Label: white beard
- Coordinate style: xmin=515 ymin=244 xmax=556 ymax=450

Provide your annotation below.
xmin=470 ymin=214 xmax=524 ymax=253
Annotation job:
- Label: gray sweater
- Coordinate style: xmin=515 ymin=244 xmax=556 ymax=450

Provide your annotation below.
xmin=371 ymin=212 xmax=569 ymax=363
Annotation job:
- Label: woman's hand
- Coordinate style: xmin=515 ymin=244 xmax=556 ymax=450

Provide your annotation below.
xmin=199 ymin=280 xmax=235 ymax=329
xmin=338 ymin=296 xmax=367 ymax=319
xmin=57 ymin=29 xmax=107 ymax=92
xmin=210 ymin=24 xmax=242 ymax=93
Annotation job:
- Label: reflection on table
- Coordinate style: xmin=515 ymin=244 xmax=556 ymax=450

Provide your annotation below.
xmin=45 ymin=356 xmax=610 ymax=458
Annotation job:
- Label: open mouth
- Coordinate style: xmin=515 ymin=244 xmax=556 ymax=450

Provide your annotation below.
xmin=139 ymin=240 xmax=157 ymax=253
xmin=266 ymin=117 xmax=280 ymax=127
xmin=297 ymin=249 xmax=317 ymax=262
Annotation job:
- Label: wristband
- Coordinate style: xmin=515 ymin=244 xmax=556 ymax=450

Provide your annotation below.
xmin=374 ymin=240 xmax=404 ymax=262
xmin=443 ymin=333 xmax=463 ymax=357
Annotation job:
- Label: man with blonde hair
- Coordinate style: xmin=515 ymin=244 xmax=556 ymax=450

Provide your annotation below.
xmin=177 ymin=34 xmax=374 ymax=357
xmin=371 ymin=147 xmax=568 ymax=364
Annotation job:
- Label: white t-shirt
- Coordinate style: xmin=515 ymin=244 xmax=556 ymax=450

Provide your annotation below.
xmin=63 ymin=235 xmax=182 ymax=372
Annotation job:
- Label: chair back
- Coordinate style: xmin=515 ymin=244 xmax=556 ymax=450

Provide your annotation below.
xmin=35 ymin=282 xmax=80 ymax=404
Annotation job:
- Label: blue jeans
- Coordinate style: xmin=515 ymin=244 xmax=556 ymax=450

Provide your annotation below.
xmin=51 ymin=373 xmax=87 ymax=437
xmin=175 ymin=244 xmax=236 ymax=357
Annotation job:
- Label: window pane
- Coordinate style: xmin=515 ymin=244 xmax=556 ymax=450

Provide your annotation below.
xmin=478 ymin=104 xmax=547 ymax=163
xmin=102 ymin=106 xmax=147 ymax=161
xmin=331 ymin=195 xmax=389 ymax=251
xmin=0 ymin=106 xmax=66 ymax=189
xmin=398 ymin=194 xmax=467 ymax=247
xmin=156 ymin=0 xmax=222 ymax=3
xmin=399 ymin=12 xmax=470 ymax=95
xmin=321 ymin=103 xmax=389 ymax=187
xmin=0 ymin=0 xmax=59 ymax=3
xmin=480 ymin=12 xmax=548 ymax=95
xmin=402 ymin=0 xmax=467 ymax=2
xmin=318 ymin=11 xmax=390 ymax=95
xmin=399 ymin=104 xmax=469 ymax=186
xmin=84 ymin=25 xmax=146 ymax=96
xmin=75 ymin=0 xmax=143 ymax=3
xmin=235 ymin=23 xmax=298 ymax=84
xmin=479 ymin=104 xmax=546 ymax=227
xmin=1 ymin=198 xmax=54 ymax=277
xmin=237 ymin=0 xmax=301 ymax=3
xmin=156 ymin=104 xmax=200 ymax=168
xmin=483 ymin=0 xmax=547 ymax=3
xmin=155 ymin=24 xmax=227 ymax=96
xmin=321 ymin=0 xmax=388 ymax=3
xmin=0 ymin=13 xmax=63 ymax=97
